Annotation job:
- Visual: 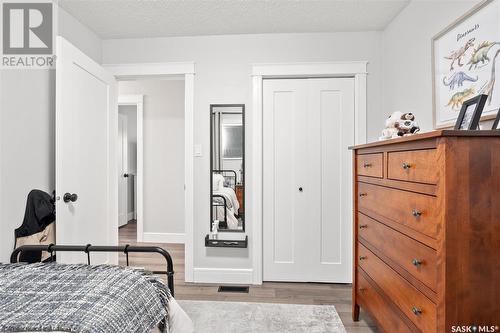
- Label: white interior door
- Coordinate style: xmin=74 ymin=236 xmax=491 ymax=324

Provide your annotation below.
xmin=118 ymin=113 xmax=128 ymax=227
xmin=263 ymin=78 xmax=354 ymax=283
xmin=55 ymin=36 xmax=118 ymax=264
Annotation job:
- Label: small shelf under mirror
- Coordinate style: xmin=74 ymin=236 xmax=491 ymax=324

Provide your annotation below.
xmin=205 ymin=235 xmax=248 ymax=248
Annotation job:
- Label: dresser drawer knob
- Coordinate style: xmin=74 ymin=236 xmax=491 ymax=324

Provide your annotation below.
xmin=411 ymin=307 xmax=422 ymax=316
xmin=412 ymin=258 xmax=423 ymax=267
xmin=359 ymin=256 xmax=367 ymax=261
xmin=402 ymin=162 xmax=412 ymax=170
xmin=359 ymin=224 xmax=368 ymax=229
xmin=412 ymin=209 xmax=422 ymax=217
xmin=358 ymin=287 xmax=367 ymax=293
xmin=359 ymin=193 xmax=367 ymax=197
xmin=363 ymin=162 xmax=372 ymax=168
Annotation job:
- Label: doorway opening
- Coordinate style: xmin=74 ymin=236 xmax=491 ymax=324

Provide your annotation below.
xmin=118 ymin=98 xmax=141 ymax=235
xmin=116 ymin=78 xmax=186 ymax=246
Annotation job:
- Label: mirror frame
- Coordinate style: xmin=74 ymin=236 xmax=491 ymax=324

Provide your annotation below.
xmin=210 ymin=104 xmax=245 ymax=233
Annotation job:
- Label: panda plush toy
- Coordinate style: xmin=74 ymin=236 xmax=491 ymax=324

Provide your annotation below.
xmin=396 ymin=113 xmax=420 ymax=137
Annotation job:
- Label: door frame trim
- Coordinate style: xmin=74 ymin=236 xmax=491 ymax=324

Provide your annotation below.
xmin=118 ymin=94 xmax=144 ymax=241
xmin=105 ymin=62 xmax=196 ymax=282
xmin=250 ymin=62 xmax=368 ymax=284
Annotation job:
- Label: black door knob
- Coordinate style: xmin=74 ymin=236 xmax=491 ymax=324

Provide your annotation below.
xmin=124 ymin=173 xmax=129 ymax=178
xmin=299 ymin=187 xmax=303 ymax=192
xmin=63 ymin=193 xmax=78 ymax=203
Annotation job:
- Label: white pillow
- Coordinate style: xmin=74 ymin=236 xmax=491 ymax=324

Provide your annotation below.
xmin=212 ymin=173 xmax=225 ymax=191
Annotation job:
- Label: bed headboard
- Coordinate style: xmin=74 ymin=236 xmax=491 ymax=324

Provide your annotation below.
xmin=10 ymin=244 xmax=175 ymax=296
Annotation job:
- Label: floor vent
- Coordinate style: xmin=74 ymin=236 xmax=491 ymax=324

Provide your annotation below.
xmin=218 ymin=285 xmax=249 ymax=293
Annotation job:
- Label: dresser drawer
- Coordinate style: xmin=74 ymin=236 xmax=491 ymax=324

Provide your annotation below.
xmin=387 ymin=149 xmax=438 ymax=185
xmin=357 ymin=271 xmax=413 ymax=333
xmin=358 ymin=182 xmax=440 ymax=239
xmin=358 ymin=243 xmax=436 ymax=332
xmin=358 ymin=213 xmax=437 ymax=291
xmin=357 ymin=153 xmax=383 ymax=178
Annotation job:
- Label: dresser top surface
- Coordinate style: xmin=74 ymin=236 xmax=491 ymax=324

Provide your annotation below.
xmin=350 ymin=130 xmax=500 ymax=150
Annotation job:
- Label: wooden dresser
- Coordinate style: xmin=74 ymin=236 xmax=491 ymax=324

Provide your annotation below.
xmin=351 ymin=130 xmax=500 ymax=333
xmin=235 ymin=184 xmax=244 ymax=215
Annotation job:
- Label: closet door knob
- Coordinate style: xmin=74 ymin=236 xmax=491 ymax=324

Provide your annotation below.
xmin=299 ymin=187 xmax=303 ymax=192
xmin=63 ymin=193 xmax=78 ymax=203
xmin=124 ymin=173 xmax=129 ymax=178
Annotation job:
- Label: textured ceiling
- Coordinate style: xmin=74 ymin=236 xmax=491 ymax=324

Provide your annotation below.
xmin=58 ymin=0 xmax=410 ymax=39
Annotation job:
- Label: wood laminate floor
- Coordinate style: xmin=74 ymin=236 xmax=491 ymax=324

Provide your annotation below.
xmin=119 ymin=222 xmax=377 ymax=332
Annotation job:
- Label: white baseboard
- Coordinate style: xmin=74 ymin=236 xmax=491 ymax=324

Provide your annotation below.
xmin=142 ymin=232 xmax=185 ymax=244
xmin=193 ymin=267 xmax=254 ymax=284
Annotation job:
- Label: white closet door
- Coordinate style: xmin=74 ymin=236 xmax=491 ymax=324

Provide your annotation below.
xmin=263 ymin=78 xmax=354 ymax=283
xmin=263 ymin=79 xmax=310 ymax=281
xmin=307 ymin=78 xmax=354 ymax=282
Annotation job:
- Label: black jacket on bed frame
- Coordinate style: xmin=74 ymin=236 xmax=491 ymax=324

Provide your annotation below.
xmin=14 ymin=189 xmax=55 ymax=262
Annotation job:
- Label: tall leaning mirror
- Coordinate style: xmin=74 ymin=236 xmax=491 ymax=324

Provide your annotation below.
xmin=210 ymin=104 xmax=245 ymax=232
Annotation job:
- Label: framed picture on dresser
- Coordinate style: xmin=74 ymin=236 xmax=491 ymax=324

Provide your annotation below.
xmin=492 ymin=108 xmax=500 ymax=129
xmin=454 ymin=94 xmax=488 ymax=130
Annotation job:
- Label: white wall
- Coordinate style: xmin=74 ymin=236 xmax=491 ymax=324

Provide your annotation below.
xmin=381 ymin=0 xmax=480 ymax=132
xmin=0 ymin=6 xmax=102 ymax=263
xmin=118 ymin=80 xmax=185 ymax=236
xmin=0 ymin=71 xmax=55 ymax=263
xmin=103 ymin=32 xmax=383 ymax=276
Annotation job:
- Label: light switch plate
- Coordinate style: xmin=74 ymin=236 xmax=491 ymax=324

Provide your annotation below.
xmin=194 ymin=144 xmax=202 ymax=157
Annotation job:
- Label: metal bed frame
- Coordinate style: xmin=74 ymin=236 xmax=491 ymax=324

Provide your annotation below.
xmin=212 ymin=194 xmax=228 ymax=229
xmin=10 ymin=244 xmax=175 ymax=296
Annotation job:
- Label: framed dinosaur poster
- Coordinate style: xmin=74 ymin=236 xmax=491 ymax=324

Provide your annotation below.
xmin=432 ymin=0 xmax=500 ymax=128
